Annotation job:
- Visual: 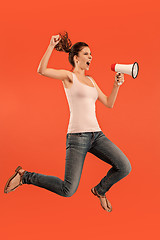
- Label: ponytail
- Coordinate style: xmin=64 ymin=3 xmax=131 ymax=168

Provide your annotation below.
xmin=54 ymin=31 xmax=72 ymax=53
xmin=55 ymin=31 xmax=89 ymax=69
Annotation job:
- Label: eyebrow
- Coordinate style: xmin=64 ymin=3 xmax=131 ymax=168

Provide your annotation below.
xmin=84 ymin=52 xmax=92 ymax=54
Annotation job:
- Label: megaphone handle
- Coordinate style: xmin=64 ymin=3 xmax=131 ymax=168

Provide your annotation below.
xmin=116 ymin=72 xmax=122 ymax=86
xmin=117 ymin=81 xmax=123 ymax=86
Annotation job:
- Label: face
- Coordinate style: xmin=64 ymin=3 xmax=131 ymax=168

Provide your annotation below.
xmin=74 ymin=47 xmax=92 ymax=70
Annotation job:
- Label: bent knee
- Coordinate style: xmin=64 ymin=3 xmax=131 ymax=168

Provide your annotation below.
xmin=119 ymin=158 xmax=132 ymax=176
xmin=123 ymin=160 xmax=132 ymax=175
xmin=62 ymin=186 xmax=78 ymax=197
xmin=66 ymin=192 xmax=75 ymax=197
xmin=64 ymin=189 xmax=76 ymax=197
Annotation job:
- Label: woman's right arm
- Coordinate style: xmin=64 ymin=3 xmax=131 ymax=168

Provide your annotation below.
xmin=37 ymin=35 xmax=70 ymax=81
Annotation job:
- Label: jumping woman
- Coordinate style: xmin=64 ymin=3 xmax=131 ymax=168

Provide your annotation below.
xmin=4 ymin=31 xmax=131 ymax=212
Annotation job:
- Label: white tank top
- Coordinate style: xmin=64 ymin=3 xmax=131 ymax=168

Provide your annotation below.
xmin=63 ymin=72 xmax=102 ymax=133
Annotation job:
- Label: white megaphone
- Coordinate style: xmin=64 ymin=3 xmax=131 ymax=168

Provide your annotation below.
xmin=111 ymin=62 xmax=139 ymax=79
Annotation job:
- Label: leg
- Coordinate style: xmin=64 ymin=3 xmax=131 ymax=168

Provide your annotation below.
xmin=5 ymin=134 xmax=88 ymax=197
xmin=89 ymin=131 xmax=131 ymax=196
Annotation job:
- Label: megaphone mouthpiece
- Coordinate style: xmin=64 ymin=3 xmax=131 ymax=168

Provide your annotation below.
xmin=111 ymin=63 xmax=116 ymax=72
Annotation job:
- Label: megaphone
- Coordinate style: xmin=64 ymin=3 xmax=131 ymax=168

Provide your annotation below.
xmin=111 ymin=62 xmax=139 ymax=79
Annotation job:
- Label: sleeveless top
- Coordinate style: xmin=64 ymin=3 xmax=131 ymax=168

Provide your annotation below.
xmin=63 ymin=72 xmax=102 ymax=133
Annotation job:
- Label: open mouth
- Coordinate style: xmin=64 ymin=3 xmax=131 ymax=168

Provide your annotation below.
xmin=86 ymin=61 xmax=90 ymax=66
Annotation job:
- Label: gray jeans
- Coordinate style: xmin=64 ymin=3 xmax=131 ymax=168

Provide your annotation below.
xmin=22 ymin=131 xmax=131 ymax=197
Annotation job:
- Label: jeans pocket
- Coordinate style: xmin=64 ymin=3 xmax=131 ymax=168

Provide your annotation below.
xmin=67 ymin=132 xmax=88 ymax=146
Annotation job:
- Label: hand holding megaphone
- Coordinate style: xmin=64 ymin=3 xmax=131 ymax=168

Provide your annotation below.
xmin=114 ymin=72 xmax=125 ymax=87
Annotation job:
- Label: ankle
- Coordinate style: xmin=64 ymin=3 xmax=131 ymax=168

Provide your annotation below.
xmin=18 ymin=169 xmax=26 ymax=184
xmin=18 ymin=169 xmax=25 ymax=175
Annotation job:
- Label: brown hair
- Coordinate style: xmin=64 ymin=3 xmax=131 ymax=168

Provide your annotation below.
xmin=54 ymin=31 xmax=89 ymax=70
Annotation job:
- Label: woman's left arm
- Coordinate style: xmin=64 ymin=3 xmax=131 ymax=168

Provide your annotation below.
xmin=107 ymin=73 xmax=124 ymax=108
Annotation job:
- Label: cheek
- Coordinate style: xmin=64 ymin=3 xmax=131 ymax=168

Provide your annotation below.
xmin=80 ymin=56 xmax=86 ymax=63
xmin=83 ymin=57 xmax=87 ymax=62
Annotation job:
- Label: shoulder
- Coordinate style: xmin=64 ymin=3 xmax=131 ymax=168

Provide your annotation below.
xmin=65 ymin=70 xmax=74 ymax=82
xmin=86 ymin=75 xmax=94 ymax=81
xmin=66 ymin=70 xmax=73 ymax=78
xmin=87 ymin=75 xmax=98 ymax=87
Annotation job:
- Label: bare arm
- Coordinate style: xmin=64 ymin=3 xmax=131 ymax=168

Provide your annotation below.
xmin=107 ymin=73 xmax=124 ymax=108
xmin=37 ymin=44 xmax=55 ymax=74
xmin=107 ymin=84 xmax=120 ymax=108
xmin=37 ymin=35 xmax=69 ymax=81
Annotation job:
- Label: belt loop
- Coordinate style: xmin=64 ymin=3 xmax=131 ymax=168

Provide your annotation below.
xmin=90 ymin=132 xmax=94 ymax=145
xmin=91 ymin=132 xmax=94 ymax=140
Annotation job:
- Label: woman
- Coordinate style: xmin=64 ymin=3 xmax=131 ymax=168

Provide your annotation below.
xmin=4 ymin=31 xmax=131 ymax=212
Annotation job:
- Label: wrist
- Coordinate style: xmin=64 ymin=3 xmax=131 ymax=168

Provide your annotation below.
xmin=113 ymin=83 xmax=120 ymax=88
xmin=49 ymin=44 xmax=55 ymax=49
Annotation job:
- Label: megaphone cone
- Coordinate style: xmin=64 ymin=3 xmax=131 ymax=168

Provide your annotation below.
xmin=111 ymin=62 xmax=139 ymax=79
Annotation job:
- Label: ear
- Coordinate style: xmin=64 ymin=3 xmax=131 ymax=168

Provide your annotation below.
xmin=73 ymin=55 xmax=79 ymax=65
xmin=73 ymin=55 xmax=78 ymax=62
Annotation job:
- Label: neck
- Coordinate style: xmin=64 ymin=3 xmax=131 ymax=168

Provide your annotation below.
xmin=73 ymin=66 xmax=86 ymax=76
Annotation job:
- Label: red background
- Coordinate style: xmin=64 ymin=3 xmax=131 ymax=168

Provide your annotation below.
xmin=0 ymin=0 xmax=159 ymax=239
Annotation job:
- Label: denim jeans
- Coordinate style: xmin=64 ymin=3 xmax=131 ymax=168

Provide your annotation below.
xmin=22 ymin=131 xmax=131 ymax=197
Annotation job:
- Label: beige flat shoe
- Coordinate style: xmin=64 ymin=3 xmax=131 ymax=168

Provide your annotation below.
xmin=4 ymin=166 xmax=26 ymax=194
xmin=91 ymin=187 xmax=112 ymax=212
